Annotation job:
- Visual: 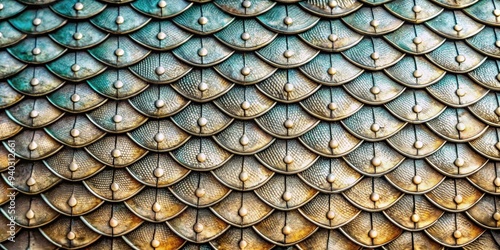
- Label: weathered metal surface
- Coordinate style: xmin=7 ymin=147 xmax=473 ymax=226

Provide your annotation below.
xmin=2 ymin=0 xmax=500 ymax=249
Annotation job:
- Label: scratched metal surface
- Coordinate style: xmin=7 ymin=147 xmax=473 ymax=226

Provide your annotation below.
xmin=1 ymin=0 xmax=500 ymax=249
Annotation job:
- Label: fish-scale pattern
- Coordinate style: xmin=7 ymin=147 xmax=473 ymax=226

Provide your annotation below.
xmin=2 ymin=0 xmax=500 ymax=249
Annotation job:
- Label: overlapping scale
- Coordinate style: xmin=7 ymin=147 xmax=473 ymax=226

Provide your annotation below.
xmin=2 ymin=0 xmax=500 ymax=249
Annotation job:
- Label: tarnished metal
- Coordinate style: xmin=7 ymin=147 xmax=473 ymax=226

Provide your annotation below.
xmin=3 ymin=0 xmax=500 ymax=249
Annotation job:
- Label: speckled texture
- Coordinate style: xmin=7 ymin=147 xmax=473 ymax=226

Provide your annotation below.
xmin=4 ymin=0 xmax=500 ymax=249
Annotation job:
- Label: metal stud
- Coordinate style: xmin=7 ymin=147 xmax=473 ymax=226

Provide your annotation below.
xmin=198 ymin=82 xmax=208 ymax=92
xmin=283 ymin=155 xmax=294 ymax=164
xmin=238 ymin=207 xmax=248 ymax=217
xmin=116 ymin=16 xmax=124 ymax=24
xmin=496 ymin=40 xmax=500 ymax=48
xmin=327 ymin=67 xmax=337 ymax=75
xmin=413 ymin=140 xmax=423 ymax=149
xmin=198 ymin=16 xmax=208 ymax=25
xmin=371 ymin=52 xmax=380 ymax=60
xmin=113 ymin=115 xmax=123 ymax=123
xmin=494 ymin=177 xmax=500 ymax=187
xmin=241 ymin=101 xmax=251 ymax=110
xmin=71 ymin=64 xmax=80 ymax=72
xmin=195 ymin=188 xmax=205 ymax=198
xmin=193 ymin=223 xmax=204 ymax=233
xmin=413 ymin=175 xmax=422 ymax=185
xmin=456 ymin=122 xmax=466 ymax=132
xmin=370 ymin=19 xmax=380 ymax=28
xmin=241 ymin=66 xmax=251 ymax=76
xmin=157 ymin=32 xmax=166 ymax=40
xmin=27 ymin=177 xmax=36 ymax=186
xmin=328 ymin=0 xmax=337 ymax=8
xmin=73 ymin=32 xmax=83 ymax=40
xmin=370 ymin=192 xmax=380 ymax=202
xmin=30 ymin=110 xmax=39 ymax=118
xmin=68 ymin=195 xmax=77 ymax=207
xmin=413 ymin=70 xmax=422 ymax=78
xmin=154 ymin=132 xmax=165 ymax=143
xmin=112 ymin=80 xmax=123 ymax=89
xmin=371 ymin=157 xmax=382 ymax=167
xmin=33 ymin=18 xmax=42 ymax=26
xmin=30 ymin=78 xmax=39 ymax=86
xmin=74 ymin=2 xmax=84 ymax=11
xmin=456 ymin=88 xmax=466 ymax=97
xmin=69 ymin=161 xmax=79 ymax=172
xmin=284 ymin=83 xmax=294 ymax=92
xmin=71 ymin=94 xmax=80 ymax=102
xmin=239 ymin=240 xmax=248 ymax=249
xmin=198 ymin=48 xmax=208 ymax=57
xmin=109 ymin=218 xmax=119 ymax=228
xmin=282 ymin=191 xmax=292 ymax=201
xmin=413 ymin=37 xmax=422 ymax=45
xmin=326 ymin=210 xmax=336 ymax=220
xmin=0 ymin=3 xmax=4 ymax=10
xmin=283 ymin=50 xmax=294 ymax=58
xmin=494 ymin=9 xmax=500 ymax=17
xmin=453 ymin=230 xmax=462 ymax=239
xmin=242 ymin=0 xmax=252 ymax=8
xmin=497 ymin=73 xmax=500 ymax=82
xmin=70 ymin=129 xmax=80 ymax=138
xmin=155 ymin=99 xmax=165 ymax=108
xmin=453 ymin=24 xmax=463 ymax=32
xmin=115 ymin=48 xmax=124 ymax=57
xmin=153 ymin=202 xmax=162 ymax=212
xmin=241 ymin=32 xmax=250 ymax=41
xmin=239 ymin=135 xmax=249 ymax=146
xmin=496 ymin=107 xmax=500 ymax=117
xmin=454 ymin=158 xmax=465 ymax=167
xmin=493 ymin=212 xmax=500 ymax=221
xmin=154 ymin=167 xmax=164 ymax=178
xmin=239 ymin=171 xmax=249 ymax=182
xmin=283 ymin=16 xmax=293 ymax=25
xmin=454 ymin=194 xmax=463 ymax=204
xmin=32 ymin=48 xmax=41 ymax=55
xmin=284 ymin=119 xmax=294 ymax=129
xmin=412 ymin=5 xmax=422 ymax=13
xmin=328 ymin=34 xmax=338 ymax=42
xmin=110 ymin=182 xmax=120 ymax=192
xmin=328 ymin=102 xmax=338 ymax=111
xmin=413 ymin=104 xmax=422 ymax=113
xmin=28 ymin=141 xmax=38 ymax=151
xmin=370 ymin=86 xmax=381 ymax=95
xmin=370 ymin=123 xmax=380 ymax=132
xmin=151 ymin=239 xmax=160 ymax=248
xmin=368 ymin=229 xmax=378 ymax=239
xmin=411 ymin=213 xmax=420 ymax=223
xmin=329 ymin=139 xmax=339 ymax=149
xmin=496 ymin=142 xmax=500 ymax=150
xmin=198 ymin=117 xmax=208 ymax=127
xmin=26 ymin=209 xmax=35 ymax=219
xmin=155 ymin=66 xmax=165 ymax=75
xmin=197 ymin=152 xmax=207 ymax=163
xmin=111 ymin=149 xmax=122 ymax=158
xmin=67 ymin=232 xmax=76 ymax=240
xmin=158 ymin=0 xmax=167 ymax=8
xmin=455 ymin=55 xmax=466 ymax=63
xmin=326 ymin=173 xmax=335 ymax=183
xmin=282 ymin=225 xmax=292 ymax=235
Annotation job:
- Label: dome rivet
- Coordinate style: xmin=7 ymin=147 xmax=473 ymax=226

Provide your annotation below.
xmin=115 ymin=16 xmax=124 ymax=24
xmin=197 ymin=153 xmax=207 ymax=163
xmin=283 ymin=16 xmax=293 ymax=25
xmin=74 ymin=2 xmax=84 ymax=11
xmin=198 ymin=16 xmax=208 ymax=25
xmin=413 ymin=175 xmax=422 ymax=185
